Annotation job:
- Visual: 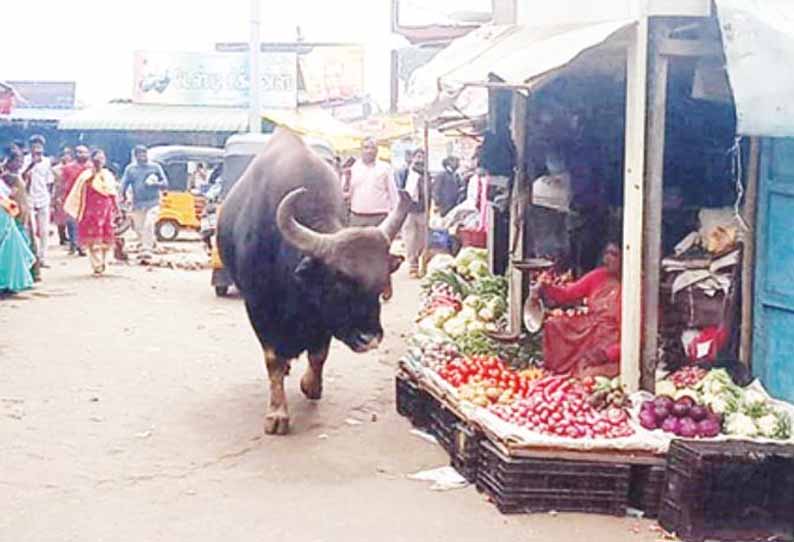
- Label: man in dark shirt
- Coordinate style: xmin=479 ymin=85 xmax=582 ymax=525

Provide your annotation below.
xmin=432 ymin=156 xmax=462 ymax=217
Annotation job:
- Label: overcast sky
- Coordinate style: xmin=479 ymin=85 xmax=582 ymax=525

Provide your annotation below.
xmin=2 ymin=0 xmax=404 ymax=107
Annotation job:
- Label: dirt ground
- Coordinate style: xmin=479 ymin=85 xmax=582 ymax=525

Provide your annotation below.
xmin=1 ymin=240 xmax=665 ymax=542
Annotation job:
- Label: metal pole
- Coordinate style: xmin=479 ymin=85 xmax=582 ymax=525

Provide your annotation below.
xmin=420 ymin=120 xmax=430 ymax=277
xmin=248 ymin=0 xmax=262 ymax=133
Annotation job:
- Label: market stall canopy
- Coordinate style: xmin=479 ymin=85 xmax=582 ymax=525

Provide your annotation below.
xmin=261 ymin=108 xmax=363 ymax=153
xmin=716 ymin=0 xmax=794 ymax=137
xmin=402 ymin=19 xmax=635 ymax=118
xmin=59 ymin=102 xmax=248 ymax=132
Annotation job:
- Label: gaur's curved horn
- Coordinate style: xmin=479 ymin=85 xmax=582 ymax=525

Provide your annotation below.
xmin=276 ymin=188 xmax=333 ymax=258
xmin=378 ymin=190 xmax=411 ymax=242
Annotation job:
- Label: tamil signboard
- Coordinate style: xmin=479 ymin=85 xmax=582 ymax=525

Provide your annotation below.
xmin=133 ymin=51 xmax=297 ymax=109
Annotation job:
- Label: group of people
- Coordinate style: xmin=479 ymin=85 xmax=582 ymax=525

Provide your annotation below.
xmin=0 ymin=137 xmax=169 ymax=293
xmin=342 ymin=137 xmax=487 ymax=278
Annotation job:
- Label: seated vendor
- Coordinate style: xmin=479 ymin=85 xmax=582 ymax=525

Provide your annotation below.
xmin=533 ymin=241 xmax=622 ymax=378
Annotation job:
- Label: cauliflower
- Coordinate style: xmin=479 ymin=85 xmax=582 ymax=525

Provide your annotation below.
xmin=427 ymin=254 xmax=455 ymax=274
xmin=704 ymin=393 xmax=738 ymax=415
xmin=430 ymin=306 xmax=457 ymax=328
xmin=459 ymin=306 xmax=478 ymax=322
xmin=478 ymin=307 xmax=495 ymax=322
xmin=442 ymin=316 xmax=467 ymax=337
xmin=462 ymin=295 xmax=484 ymax=311
xmin=757 ymin=413 xmax=779 ymax=438
xmin=455 ymin=247 xmax=487 ymax=268
xmin=725 ymin=412 xmax=758 ymax=437
xmin=742 ymin=388 xmax=768 ymax=409
xmin=486 ymin=298 xmax=506 ymax=318
xmin=468 ymin=259 xmax=490 ymax=278
xmin=467 ymin=321 xmax=486 ymax=332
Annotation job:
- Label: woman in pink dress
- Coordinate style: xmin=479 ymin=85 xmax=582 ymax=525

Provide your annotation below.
xmin=535 ymin=242 xmax=622 ymax=378
xmin=64 ymin=149 xmax=118 ymax=275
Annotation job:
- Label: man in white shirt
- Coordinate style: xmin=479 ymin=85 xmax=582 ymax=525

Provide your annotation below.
xmin=344 ymin=138 xmax=398 ymax=227
xmin=21 ymin=135 xmax=54 ymax=267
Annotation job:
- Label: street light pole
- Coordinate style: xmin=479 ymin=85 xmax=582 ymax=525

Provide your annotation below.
xmin=249 ymin=0 xmax=261 ymax=133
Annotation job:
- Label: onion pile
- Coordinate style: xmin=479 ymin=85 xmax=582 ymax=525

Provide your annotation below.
xmin=639 ymin=395 xmax=721 ymax=438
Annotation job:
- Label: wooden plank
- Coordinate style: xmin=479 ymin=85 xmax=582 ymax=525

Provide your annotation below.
xmin=658 ymin=38 xmax=723 ymax=58
xmin=740 ymin=137 xmax=760 ymax=366
xmin=508 ymin=92 xmax=528 ymax=334
xmin=620 ymin=17 xmax=649 ymax=394
xmin=499 ymin=445 xmax=666 ymax=466
xmin=641 ymin=24 xmax=671 ymax=392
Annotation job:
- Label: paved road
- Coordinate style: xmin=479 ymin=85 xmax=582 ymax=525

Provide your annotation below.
xmin=1 ymin=243 xmax=662 ymax=542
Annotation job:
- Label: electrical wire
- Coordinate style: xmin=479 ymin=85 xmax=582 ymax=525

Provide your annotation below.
xmin=730 ymin=136 xmax=750 ymax=232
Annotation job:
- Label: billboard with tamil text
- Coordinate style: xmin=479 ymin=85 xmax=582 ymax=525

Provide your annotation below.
xmin=133 ymin=51 xmax=297 ymax=109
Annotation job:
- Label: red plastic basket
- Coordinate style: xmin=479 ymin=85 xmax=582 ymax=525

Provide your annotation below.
xmin=459 ymin=228 xmax=486 ymax=248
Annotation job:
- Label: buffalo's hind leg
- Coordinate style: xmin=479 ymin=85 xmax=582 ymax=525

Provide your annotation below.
xmin=263 ymin=348 xmax=291 ymax=435
xmin=301 ymin=339 xmax=330 ymax=400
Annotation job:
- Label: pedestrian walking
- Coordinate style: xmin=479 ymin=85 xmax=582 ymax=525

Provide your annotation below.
xmin=120 ymin=145 xmax=168 ymax=262
xmin=52 ymin=146 xmax=74 ymax=247
xmin=402 ymin=149 xmax=428 ymax=278
xmin=432 ymin=156 xmax=462 ymax=217
xmin=0 ymin=191 xmax=35 ymax=295
xmin=64 ymin=149 xmax=119 ymax=276
xmin=345 ymin=138 xmax=398 ymax=227
xmin=58 ymin=145 xmax=91 ymax=256
xmin=2 ymin=148 xmax=39 ymax=281
xmin=394 ymin=148 xmax=414 ymax=190
xmin=21 ymin=135 xmax=53 ymax=268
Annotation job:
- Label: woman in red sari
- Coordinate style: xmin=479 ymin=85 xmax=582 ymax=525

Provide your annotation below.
xmin=64 ymin=149 xmax=118 ymax=275
xmin=536 ymin=242 xmax=622 ymax=378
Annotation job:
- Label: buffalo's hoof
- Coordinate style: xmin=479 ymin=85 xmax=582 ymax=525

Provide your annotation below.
xmin=300 ymin=373 xmax=323 ymax=400
xmin=264 ymin=411 xmax=290 ymax=435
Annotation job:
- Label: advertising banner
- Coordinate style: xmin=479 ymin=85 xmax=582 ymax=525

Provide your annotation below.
xmin=133 ymin=51 xmax=297 ymax=109
xmin=298 ymin=45 xmax=365 ymax=103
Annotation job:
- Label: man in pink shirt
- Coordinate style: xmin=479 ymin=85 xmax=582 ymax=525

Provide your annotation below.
xmin=344 ymin=138 xmax=398 ymax=227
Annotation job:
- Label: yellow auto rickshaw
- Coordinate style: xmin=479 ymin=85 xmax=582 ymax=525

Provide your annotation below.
xmin=146 ymin=146 xmax=223 ymax=241
xmin=209 ymin=133 xmax=336 ymax=296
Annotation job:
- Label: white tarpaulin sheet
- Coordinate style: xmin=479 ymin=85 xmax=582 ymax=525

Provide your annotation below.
xmin=403 ymin=20 xmax=634 ymax=118
xmin=717 ymin=0 xmax=794 ymax=137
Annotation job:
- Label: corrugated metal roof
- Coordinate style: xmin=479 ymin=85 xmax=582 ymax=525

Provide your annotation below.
xmin=2 ymin=108 xmax=76 ymax=122
xmin=58 ymin=103 xmax=249 ymax=132
xmin=403 ymin=20 xmax=633 ymax=118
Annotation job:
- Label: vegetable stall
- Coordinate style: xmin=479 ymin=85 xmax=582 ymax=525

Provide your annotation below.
xmin=397 ymin=248 xmax=794 ymax=537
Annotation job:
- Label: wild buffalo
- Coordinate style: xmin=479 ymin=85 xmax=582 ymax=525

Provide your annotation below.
xmin=217 ymin=128 xmax=410 ymax=435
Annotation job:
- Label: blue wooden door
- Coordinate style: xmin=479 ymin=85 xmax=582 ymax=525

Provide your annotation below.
xmin=753 ymin=138 xmax=794 ymax=402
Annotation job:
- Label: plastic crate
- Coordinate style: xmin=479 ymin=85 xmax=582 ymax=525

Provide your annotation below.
xmin=659 ymin=440 xmax=794 ymax=542
xmin=458 ymin=228 xmax=486 ymax=248
xmin=476 ymin=440 xmax=630 ymax=515
xmin=395 ymin=375 xmax=432 ymax=429
xmin=427 ymin=400 xmax=458 ymax=452
xmin=450 ymin=422 xmax=482 ymax=483
xmin=629 ymin=465 xmax=666 ymax=519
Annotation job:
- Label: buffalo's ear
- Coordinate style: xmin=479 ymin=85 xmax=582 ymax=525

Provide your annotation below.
xmin=295 ymin=256 xmax=325 ymax=285
xmin=388 ymin=253 xmax=405 ymax=274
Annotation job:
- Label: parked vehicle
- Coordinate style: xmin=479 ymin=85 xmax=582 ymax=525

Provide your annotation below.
xmin=145 ymin=146 xmax=223 ymax=241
